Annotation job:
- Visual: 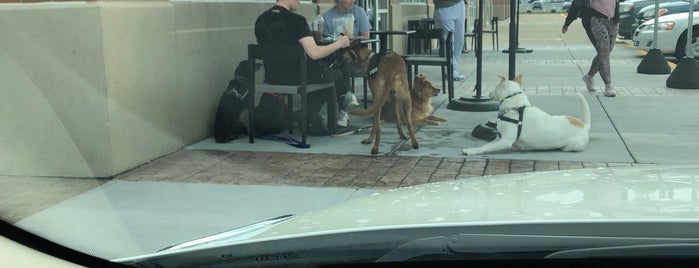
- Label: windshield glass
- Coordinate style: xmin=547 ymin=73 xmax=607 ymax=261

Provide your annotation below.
xmin=2 ymin=1 xmax=699 ymax=267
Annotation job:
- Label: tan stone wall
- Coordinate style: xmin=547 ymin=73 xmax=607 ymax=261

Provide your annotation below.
xmin=0 ymin=0 xmax=503 ymax=178
xmin=393 ymin=3 xmax=431 ymax=53
xmin=0 ymin=1 xmax=312 ymax=178
xmin=1 ymin=2 xmax=110 ymax=177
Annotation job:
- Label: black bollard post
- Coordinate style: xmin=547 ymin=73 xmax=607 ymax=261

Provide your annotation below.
xmin=666 ymin=0 xmax=699 ymax=89
xmin=503 ymin=0 xmax=533 ymax=54
xmin=667 ymin=57 xmax=699 ymax=89
xmin=637 ymin=48 xmax=671 ymax=74
xmin=637 ymin=0 xmax=671 ymax=74
xmin=446 ymin=0 xmax=499 ymax=112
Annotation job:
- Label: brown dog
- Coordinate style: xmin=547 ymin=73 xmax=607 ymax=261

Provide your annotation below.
xmin=381 ymin=74 xmax=448 ymax=126
xmin=341 ymin=40 xmax=419 ymax=155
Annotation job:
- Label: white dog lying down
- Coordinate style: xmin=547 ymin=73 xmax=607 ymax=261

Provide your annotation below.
xmin=462 ymin=75 xmax=591 ymax=155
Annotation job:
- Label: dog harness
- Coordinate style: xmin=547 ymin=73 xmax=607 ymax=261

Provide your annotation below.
xmin=227 ymin=78 xmax=248 ymax=100
xmin=497 ymin=92 xmax=527 ymax=139
xmin=367 ymin=51 xmax=393 ymax=79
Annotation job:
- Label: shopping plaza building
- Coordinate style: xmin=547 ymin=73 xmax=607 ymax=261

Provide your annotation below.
xmin=0 ymin=0 xmax=509 ymax=178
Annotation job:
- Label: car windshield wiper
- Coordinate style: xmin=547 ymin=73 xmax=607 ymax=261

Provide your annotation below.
xmin=377 ymin=234 xmax=699 ymax=262
xmin=159 ymin=214 xmax=294 ymax=252
xmin=546 ymin=244 xmax=699 ymax=258
xmin=117 ymin=221 xmax=699 ymax=267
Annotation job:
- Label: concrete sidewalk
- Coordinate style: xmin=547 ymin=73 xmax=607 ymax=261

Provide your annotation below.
xmin=184 ymin=12 xmax=699 ymax=164
xmin=4 ymin=13 xmax=699 ymax=259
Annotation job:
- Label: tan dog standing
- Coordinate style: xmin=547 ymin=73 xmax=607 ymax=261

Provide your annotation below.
xmin=341 ymin=41 xmax=419 ymax=155
xmin=382 ymin=74 xmax=448 ymax=126
xmin=462 ymin=75 xmax=591 ymax=155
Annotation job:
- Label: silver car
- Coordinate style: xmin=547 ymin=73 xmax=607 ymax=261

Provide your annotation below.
xmin=633 ymin=11 xmax=699 ymax=58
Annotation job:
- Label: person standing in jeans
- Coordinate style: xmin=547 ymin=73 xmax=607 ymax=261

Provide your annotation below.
xmin=562 ymin=0 xmax=619 ymax=97
xmin=433 ymin=0 xmax=466 ymax=81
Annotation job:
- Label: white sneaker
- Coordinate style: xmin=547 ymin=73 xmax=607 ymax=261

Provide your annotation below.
xmin=604 ymin=85 xmax=617 ymax=97
xmin=347 ymin=92 xmax=359 ymax=107
xmin=454 ymin=74 xmax=465 ymax=81
xmin=582 ymin=74 xmax=598 ymax=92
xmin=337 ymin=110 xmax=349 ymax=127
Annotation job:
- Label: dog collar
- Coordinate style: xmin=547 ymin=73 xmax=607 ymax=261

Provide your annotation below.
xmin=500 ymin=91 xmax=523 ymax=104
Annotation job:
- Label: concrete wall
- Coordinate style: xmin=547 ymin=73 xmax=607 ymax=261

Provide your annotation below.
xmin=0 ymin=1 xmax=317 ymax=178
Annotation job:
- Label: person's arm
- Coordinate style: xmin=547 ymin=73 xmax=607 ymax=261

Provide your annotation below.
xmin=359 ymin=31 xmax=370 ymax=39
xmin=355 ymin=7 xmax=371 ymax=39
xmin=322 ymin=12 xmax=332 ymax=36
xmin=299 ymin=35 xmax=351 ymax=60
xmin=288 ymin=12 xmax=349 ymax=60
xmin=563 ymin=0 xmax=583 ymax=31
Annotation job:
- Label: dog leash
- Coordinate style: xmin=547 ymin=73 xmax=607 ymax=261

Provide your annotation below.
xmin=255 ymin=134 xmax=310 ymax=149
xmin=331 ymin=124 xmax=373 ymax=138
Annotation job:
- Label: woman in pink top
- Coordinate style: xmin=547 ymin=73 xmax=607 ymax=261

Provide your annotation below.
xmin=563 ymin=0 xmax=620 ymax=97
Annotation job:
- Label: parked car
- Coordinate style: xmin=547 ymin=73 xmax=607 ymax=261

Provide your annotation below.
xmin=531 ymin=0 xmax=567 ymax=12
xmin=531 ymin=0 xmax=551 ymax=10
xmin=618 ymin=0 xmax=680 ymax=39
xmin=630 ymin=1 xmax=699 ymax=36
xmin=562 ymin=0 xmax=572 ymax=11
xmin=633 ymin=10 xmax=699 ymax=58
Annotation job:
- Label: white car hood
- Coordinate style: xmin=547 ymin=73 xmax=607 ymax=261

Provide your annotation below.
xmin=116 ymin=165 xmax=699 ymax=265
xmin=252 ymin=165 xmax=699 ymax=240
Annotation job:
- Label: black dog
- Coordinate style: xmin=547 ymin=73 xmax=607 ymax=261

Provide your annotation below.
xmin=214 ymin=60 xmax=261 ymax=143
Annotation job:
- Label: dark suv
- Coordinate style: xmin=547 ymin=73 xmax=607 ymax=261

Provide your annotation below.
xmin=618 ymin=0 xmax=680 ymax=39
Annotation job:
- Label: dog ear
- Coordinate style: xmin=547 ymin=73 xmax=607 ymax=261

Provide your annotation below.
xmin=498 ymin=75 xmax=506 ymax=82
xmin=514 ymin=74 xmax=523 ymax=86
xmin=350 ymin=39 xmax=363 ymax=49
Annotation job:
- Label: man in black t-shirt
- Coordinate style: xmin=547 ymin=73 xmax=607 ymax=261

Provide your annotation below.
xmin=254 ymin=0 xmax=351 ymax=129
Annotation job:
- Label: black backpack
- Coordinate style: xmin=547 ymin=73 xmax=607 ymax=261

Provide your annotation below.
xmin=213 ymin=79 xmax=248 ymax=143
xmin=214 ymin=60 xmax=261 ymax=143
xmin=252 ymin=93 xmax=289 ymax=136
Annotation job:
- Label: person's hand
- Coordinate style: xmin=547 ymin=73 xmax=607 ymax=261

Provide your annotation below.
xmin=336 ymin=35 xmax=350 ymax=48
xmin=562 ymin=25 xmax=568 ymax=34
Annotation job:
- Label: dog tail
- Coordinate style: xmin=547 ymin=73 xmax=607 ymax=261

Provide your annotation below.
xmin=576 ymin=93 xmax=591 ymax=132
xmin=349 ymin=90 xmax=389 ymax=117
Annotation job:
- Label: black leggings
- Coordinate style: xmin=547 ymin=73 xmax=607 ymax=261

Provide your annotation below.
xmin=586 ymin=16 xmax=618 ymax=84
